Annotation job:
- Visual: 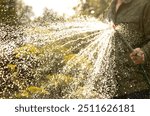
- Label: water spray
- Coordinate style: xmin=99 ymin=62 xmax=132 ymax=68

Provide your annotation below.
xmin=115 ymin=30 xmax=150 ymax=88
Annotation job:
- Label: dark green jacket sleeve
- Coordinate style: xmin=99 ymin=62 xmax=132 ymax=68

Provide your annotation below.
xmin=142 ymin=2 xmax=150 ymax=61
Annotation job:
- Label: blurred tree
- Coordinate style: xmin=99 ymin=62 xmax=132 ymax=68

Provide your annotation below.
xmin=75 ymin=0 xmax=112 ymax=19
xmin=0 ymin=0 xmax=33 ymax=25
xmin=0 ymin=0 xmax=18 ymax=25
xmin=16 ymin=0 xmax=34 ymax=25
xmin=34 ymin=8 xmax=64 ymax=24
xmin=42 ymin=8 xmax=63 ymax=22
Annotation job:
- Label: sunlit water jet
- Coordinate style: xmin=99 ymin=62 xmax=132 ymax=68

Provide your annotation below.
xmin=62 ymin=27 xmax=116 ymax=98
xmin=24 ymin=18 xmax=110 ymax=46
xmin=0 ymin=18 xmax=117 ymax=99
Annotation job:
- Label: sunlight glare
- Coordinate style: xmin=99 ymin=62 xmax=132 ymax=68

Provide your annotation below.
xmin=23 ymin=0 xmax=80 ymax=18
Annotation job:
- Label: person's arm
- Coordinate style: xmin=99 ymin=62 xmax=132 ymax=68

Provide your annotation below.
xmin=141 ymin=2 xmax=150 ymax=62
xmin=130 ymin=2 xmax=150 ymax=64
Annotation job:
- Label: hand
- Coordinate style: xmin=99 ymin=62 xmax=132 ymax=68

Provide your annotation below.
xmin=110 ymin=21 xmax=116 ymax=29
xmin=130 ymin=48 xmax=145 ymax=64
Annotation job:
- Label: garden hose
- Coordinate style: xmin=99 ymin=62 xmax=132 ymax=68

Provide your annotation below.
xmin=115 ymin=30 xmax=150 ymax=88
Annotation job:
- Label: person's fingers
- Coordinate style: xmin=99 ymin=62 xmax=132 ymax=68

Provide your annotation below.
xmin=134 ymin=48 xmax=141 ymax=52
xmin=131 ymin=50 xmax=138 ymax=56
xmin=137 ymin=50 xmax=144 ymax=55
xmin=131 ymin=56 xmax=138 ymax=61
xmin=130 ymin=52 xmax=137 ymax=58
xmin=141 ymin=53 xmax=144 ymax=59
xmin=132 ymin=55 xmax=144 ymax=64
xmin=134 ymin=60 xmax=143 ymax=64
xmin=130 ymin=48 xmax=145 ymax=64
xmin=133 ymin=58 xmax=141 ymax=64
xmin=130 ymin=49 xmax=144 ymax=57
